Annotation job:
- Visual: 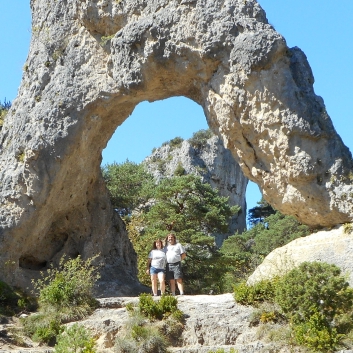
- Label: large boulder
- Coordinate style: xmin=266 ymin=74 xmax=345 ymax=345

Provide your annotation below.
xmin=0 ymin=0 xmax=352 ymax=293
xmin=247 ymin=225 xmax=353 ymax=286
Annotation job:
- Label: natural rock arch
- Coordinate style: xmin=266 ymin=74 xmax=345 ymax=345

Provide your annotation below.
xmin=0 ymin=0 xmax=352 ymax=293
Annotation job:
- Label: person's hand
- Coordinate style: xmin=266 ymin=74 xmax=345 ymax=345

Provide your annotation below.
xmin=146 ymin=269 xmax=150 ymax=274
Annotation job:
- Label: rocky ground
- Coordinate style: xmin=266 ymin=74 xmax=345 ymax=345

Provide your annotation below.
xmin=1 ymin=294 xmax=353 ymax=353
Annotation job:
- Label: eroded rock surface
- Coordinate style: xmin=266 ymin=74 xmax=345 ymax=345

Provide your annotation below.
xmin=0 ymin=0 xmax=353 ymax=292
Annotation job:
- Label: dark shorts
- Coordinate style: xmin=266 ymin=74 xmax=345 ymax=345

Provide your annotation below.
xmin=166 ymin=262 xmax=183 ymax=280
xmin=150 ymin=266 xmax=165 ymax=275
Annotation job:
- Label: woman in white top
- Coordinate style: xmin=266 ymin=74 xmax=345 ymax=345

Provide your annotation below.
xmin=146 ymin=239 xmax=166 ymax=296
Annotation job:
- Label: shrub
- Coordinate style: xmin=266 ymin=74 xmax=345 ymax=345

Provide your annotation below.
xmin=22 ymin=256 xmax=100 ymax=345
xmin=343 ymin=223 xmax=353 ymax=234
xmin=274 ymin=262 xmax=353 ymax=324
xmin=22 ymin=313 xmax=63 ymax=346
xmin=188 ymin=129 xmax=213 ymax=149
xmin=0 ymin=280 xmax=19 ymax=315
xmin=54 ymin=323 xmax=96 ymax=353
xmin=293 ymin=311 xmax=342 ymax=352
xmin=115 ymin=324 xmax=168 ymax=353
xmin=159 ymin=316 xmax=184 ymax=346
xmin=174 ymin=162 xmax=185 ymax=176
xmin=138 ymin=294 xmax=181 ymax=322
xmin=115 ymin=337 xmax=137 ymax=353
xmin=275 ymin=262 xmax=353 ymax=352
xmin=33 ymin=255 xmax=100 ymax=313
xmin=169 ymin=136 xmax=184 ymax=149
xmin=138 ymin=293 xmax=163 ymax=320
xmin=233 ymin=280 xmax=276 ymax=306
xmin=158 ymin=295 xmax=178 ymax=316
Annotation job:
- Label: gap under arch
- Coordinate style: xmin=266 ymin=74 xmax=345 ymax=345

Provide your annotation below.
xmin=102 ymin=96 xmax=263 ymax=225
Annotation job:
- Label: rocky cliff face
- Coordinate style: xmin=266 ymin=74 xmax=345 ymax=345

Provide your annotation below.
xmin=0 ymin=0 xmax=352 ymax=294
xmin=143 ymin=134 xmax=248 ymax=245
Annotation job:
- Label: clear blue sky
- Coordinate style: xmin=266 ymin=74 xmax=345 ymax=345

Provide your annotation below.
xmin=0 ymin=1 xmax=352 ymax=216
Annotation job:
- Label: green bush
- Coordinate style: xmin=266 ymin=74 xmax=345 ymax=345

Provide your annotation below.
xmin=22 ymin=256 xmax=100 ymax=345
xmin=158 ymin=295 xmax=178 ymax=316
xmin=54 ymin=323 xmax=96 ymax=353
xmin=169 ymin=136 xmax=184 ymax=149
xmin=138 ymin=294 xmax=181 ymax=321
xmin=138 ymin=293 xmax=163 ymax=320
xmin=22 ymin=313 xmax=63 ymax=345
xmin=275 ymin=262 xmax=353 ymax=352
xmin=293 ymin=311 xmax=342 ymax=352
xmin=174 ymin=162 xmax=185 ymax=176
xmin=188 ymin=129 xmax=213 ymax=149
xmin=275 ymin=262 xmax=353 ymax=323
xmin=233 ymin=280 xmax=276 ymax=306
xmin=33 ymin=255 xmax=100 ymax=313
xmin=115 ymin=324 xmax=168 ymax=353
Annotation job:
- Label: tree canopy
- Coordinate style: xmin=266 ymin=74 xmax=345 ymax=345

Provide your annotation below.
xmin=102 ymin=160 xmax=154 ymax=214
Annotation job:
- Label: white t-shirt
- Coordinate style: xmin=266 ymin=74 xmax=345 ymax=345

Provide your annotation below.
xmin=148 ymin=249 xmax=166 ymax=269
xmin=164 ymin=243 xmax=185 ymax=264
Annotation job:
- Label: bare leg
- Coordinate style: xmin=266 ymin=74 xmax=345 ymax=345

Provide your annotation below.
xmin=158 ymin=272 xmax=165 ymax=295
xmin=151 ymin=274 xmax=158 ymax=295
xmin=176 ymin=278 xmax=184 ymax=295
xmin=169 ymin=279 xmax=176 ymax=295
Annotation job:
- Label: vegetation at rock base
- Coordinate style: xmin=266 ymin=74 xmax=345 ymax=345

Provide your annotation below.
xmin=115 ymin=294 xmax=184 ymax=353
xmin=234 ymin=262 xmax=353 ymax=352
xmin=21 ymin=255 xmax=100 ymax=346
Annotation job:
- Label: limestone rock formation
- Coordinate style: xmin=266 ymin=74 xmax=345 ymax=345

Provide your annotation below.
xmin=143 ymin=133 xmax=248 ymax=244
xmin=247 ymin=225 xmax=353 ymax=286
xmin=0 ymin=0 xmax=353 ymax=293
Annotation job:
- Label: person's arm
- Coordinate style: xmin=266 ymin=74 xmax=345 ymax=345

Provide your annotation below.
xmin=146 ymin=258 xmax=152 ymax=274
xmin=179 ymin=243 xmax=186 ymax=260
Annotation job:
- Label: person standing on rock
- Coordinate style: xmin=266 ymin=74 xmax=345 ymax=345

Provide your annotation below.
xmin=164 ymin=233 xmax=186 ymax=296
xmin=146 ymin=239 xmax=167 ymax=296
